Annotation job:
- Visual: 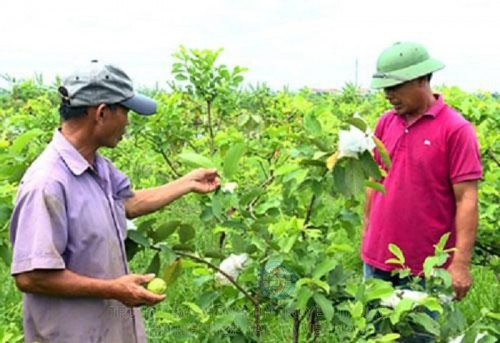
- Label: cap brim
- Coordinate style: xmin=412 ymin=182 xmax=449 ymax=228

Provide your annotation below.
xmin=121 ymin=94 xmax=157 ymax=115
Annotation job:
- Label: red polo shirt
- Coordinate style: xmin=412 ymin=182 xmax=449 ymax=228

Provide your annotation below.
xmin=361 ymin=95 xmax=483 ymax=275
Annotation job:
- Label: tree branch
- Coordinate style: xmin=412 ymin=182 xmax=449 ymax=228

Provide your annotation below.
xmin=206 ymin=101 xmax=215 ymax=154
xmin=157 ymin=148 xmax=181 ymax=178
xmin=174 ymin=251 xmax=258 ymax=306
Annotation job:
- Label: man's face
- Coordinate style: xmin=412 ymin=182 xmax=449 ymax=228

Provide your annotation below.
xmin=383 ymin=79 xmax=423 ymax=116
xmin=99 ymin=105 xmax=130 ymax=148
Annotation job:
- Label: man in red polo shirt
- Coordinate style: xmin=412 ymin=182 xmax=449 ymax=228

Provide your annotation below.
xmin=361 ymin=42 xmax=482 ymax=301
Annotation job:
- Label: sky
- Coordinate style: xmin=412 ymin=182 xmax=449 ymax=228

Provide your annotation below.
xmin=1 ymin=0 xmax=499 ymax=92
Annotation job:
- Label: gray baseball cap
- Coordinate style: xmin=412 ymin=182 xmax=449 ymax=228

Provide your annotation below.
xmin=59 ymin=60 xmax=156 ymax=115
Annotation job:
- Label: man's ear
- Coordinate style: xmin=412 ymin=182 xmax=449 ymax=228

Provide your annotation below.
xmin=95 ymin=104 xmax=107 ymax=122
xmin=417 ymin=76 xmax=429 ymax=88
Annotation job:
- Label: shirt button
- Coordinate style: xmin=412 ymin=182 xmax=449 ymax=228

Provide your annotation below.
xmin=404 ymin=129 xmax=409 ymax=133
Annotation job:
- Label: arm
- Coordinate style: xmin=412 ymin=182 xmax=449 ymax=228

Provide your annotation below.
xmin=125 ymin=168 xmax=220 ymax=219
xmin=447 ymin=180 xmax=479 ymax=300
xmin=14 ymin=269 xmax=164 ymax=307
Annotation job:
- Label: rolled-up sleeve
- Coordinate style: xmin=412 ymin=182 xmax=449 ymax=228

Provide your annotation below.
xmin=10 ymin=180 xmax=68 ymax=275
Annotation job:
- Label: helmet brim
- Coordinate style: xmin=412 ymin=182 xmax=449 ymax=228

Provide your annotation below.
xmin=371 ymin=58 xmax=445 ymax=89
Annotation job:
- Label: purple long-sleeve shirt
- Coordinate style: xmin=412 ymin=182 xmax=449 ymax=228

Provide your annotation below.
xmin=10 ymin=130 xmax=146 ymax=343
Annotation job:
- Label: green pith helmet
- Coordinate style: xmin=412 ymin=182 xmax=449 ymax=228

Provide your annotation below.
xmin=371 ymin=41 xmax=445 ymax=89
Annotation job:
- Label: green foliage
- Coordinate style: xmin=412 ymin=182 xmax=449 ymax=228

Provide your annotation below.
xmin=0 ymin=48 xmax=498 ymax=342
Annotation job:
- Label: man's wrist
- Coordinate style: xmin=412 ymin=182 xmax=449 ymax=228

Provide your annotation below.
xmin=180 ymin=176 xmax=195 ymax=194
xmin=450 ymin=256 xmax=471 ymax=268
xmin=93 ymin=278 xmax=118 ymax=299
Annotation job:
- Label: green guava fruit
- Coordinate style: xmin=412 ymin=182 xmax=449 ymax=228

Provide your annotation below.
xmin=146 ymin=278 xmax=167 ymax=294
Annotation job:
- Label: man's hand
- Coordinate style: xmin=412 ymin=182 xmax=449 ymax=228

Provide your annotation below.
xmin=125 ymin=168 xmax=220 ymax=218
xmin=111 ymin=273 xmax=165 ymax=307
xmin=447 ymin=262 xmax=472 ymax=300
xmin=182 ymin=168 xmax=220 ymax=193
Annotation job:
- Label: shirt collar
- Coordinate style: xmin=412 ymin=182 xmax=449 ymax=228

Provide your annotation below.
xmin=391 ymin=93 xmax=445 ymax=122
xmin=425 ymin=94 xmax=445 ymax=118
xmin=52 ymin=129 xmax=92 ymax=176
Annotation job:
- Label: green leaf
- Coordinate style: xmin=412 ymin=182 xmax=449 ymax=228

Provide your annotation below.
xmin=344 ymin=159 xmax=365 ymax=196
xmin=211 ymin=191 xmax=224 ymax=220
xmin=127 ymin=230 xmax=150 ymax=248
xmin=435 ymin=232 xmax=451 ymax=252
xmin=172 ymin=243 xmax=195 ymax=252
xmin=145 ymin=252 xmax=161 ymax=275
xmin=231 ymin=235 xmax=248 ymax=254
xmin=311 ymin=137 xmax=331 ymax=152
xmin=304 ymin=112 xmax=322 ymax=136
xmin=10 ymin=129 xmax=43 ymax=154
xmin=385 ymin=258 xmax=402 ymax=265
xmin=0 ymin=243 xmax=12 ymax=265
xmin=151 ymin=220 xmax=180 ymax=243
xmin=312 ymin=259 xmax=338 ymax=280
xmin=265 ymin=255 xmax=283 ymax=272
xmin=377 ymin=333 xmax=401 ymax=342
xmin=163 ymin=258 xmax=183 ymax=286
xmin=326 ymin=243 xmax=354 ymax=254
xmin=365 ymin=280 xmax=394 ymax=302
xmin=282 ymin=234 xmax=298 ymax=253
xmin=297 ymin=278 xmax=330 ymax=293
xmin=486 ymin=311 xmax=500 ymax=321
xmin=388 ymin=244 xmax=405 ymax=265
xmin=423 ymin=253 xmax=448 ymax=277
xmin=332 ymin=165 xmax=351 ymax=197
xmin=418 ymin=296 xmax=443 ymax=314
xmin=360 ymin=150 xmax=383 ymax=180
xmin=233 ymin=313 xmax=251 ymax=334
xmin=197 ymin=291 xmax=219 ymax=310
xmin=313 ymin=293 xmax=334 ymax=321
xmin=348 ymin=117 xmax=368 ymax=133
xmin=137 ymin=218 xmax=156 ymax=233
xmin=155 ymin=311 xmax=181 ymax=325
xmin=432 ymin=269 xmax=452 ymax=288
xmin=223 ymin=143 xmax=245 ymax=178
xmin=373 ymin=136 xmax=391 ymax=170
xmin=183 ymin=301 xmax=210 ymax=323
xmin=204 ymin=250 xmax=225 ymax=259
xmin=390 ymin=298 xmax=414 ymax=324
xmin=295 ymin=286 xmax=314 ymax=312
xmin=178 ymin=152 xmax=215 ymax=168
xmin=365 ymin=180 xmax=385 ymax=193
xmin=174 ymin=74 xmax=188 ymax=81
xmin=350 ymin=301 xmax=364 ymax=319
xmin=409 ymin=312 xmax=440 ymax=336
xmin=178 ymin=224 xmax=196 ymax=243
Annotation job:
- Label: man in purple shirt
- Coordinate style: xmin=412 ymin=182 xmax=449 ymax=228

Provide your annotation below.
xmin=361 ymin=42 xmax=482 ymax=303
xmin=10 ymin=61 xmax=220 ymax=342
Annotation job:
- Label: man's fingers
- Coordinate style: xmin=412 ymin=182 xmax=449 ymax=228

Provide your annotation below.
xmin=453 ymin=283 xmax=470 ymax=301
xmin=139 ymin=273 xmax=156 ymax=284
xmin=207 ymin=168 xmax=219 ymax=176
xmin=140 ymin=290 xmax=166 ymax=305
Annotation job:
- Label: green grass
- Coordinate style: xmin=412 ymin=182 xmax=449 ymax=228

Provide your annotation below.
xmin=457 ymin=265 xmax=499 ymax=321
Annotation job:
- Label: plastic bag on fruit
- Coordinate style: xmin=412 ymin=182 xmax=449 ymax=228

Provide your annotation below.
xmin=221 ymin=182 xmax=238 ymax=193
xmin=338 ymin=125 xmax=375 ymax=159
xmin=215 ymin=253 xmax=248 ymax=285
xmin=380 ymin=289 xmax=453 ymax=308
